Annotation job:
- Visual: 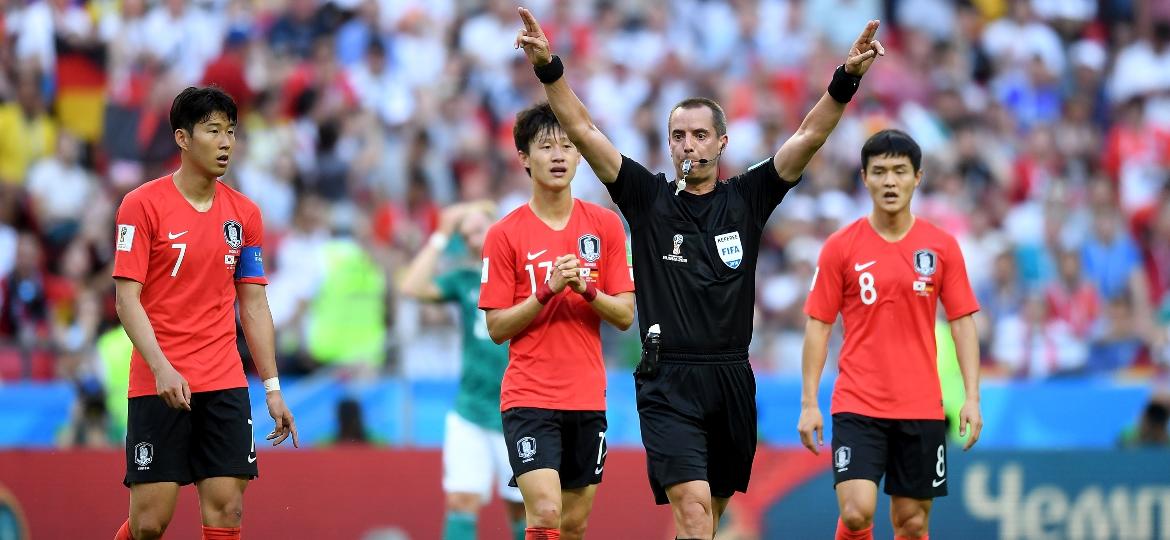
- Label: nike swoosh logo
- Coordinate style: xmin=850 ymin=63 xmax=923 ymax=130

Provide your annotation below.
xmin=527 ymin=249 xmax=548 ymax=260
xmin=595 ymin=467 xmax=604 ymax=475
xmin=248 ymin=455 xmax=257 ymax=463
xmin=168 ymin=231 xmax=188 ymax=240
xmin=854 ymin=261 xmax=876 ymax=271
xmin=933 ymin=478 xmax=946 ymax=487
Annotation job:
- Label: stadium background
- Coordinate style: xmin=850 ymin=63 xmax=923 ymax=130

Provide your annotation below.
xmin=0 ymin=0 xmax=1168 ymax=538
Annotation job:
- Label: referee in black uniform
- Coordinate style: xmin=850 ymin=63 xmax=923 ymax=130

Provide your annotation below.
xmin=516 ymin=7 xmax=885 ymax=539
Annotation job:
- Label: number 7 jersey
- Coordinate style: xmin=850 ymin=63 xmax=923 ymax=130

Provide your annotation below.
xmin=804 ymin=217 xmax=979 ymax=420
xmin=112 ymin=176 xmax=268 ymax=398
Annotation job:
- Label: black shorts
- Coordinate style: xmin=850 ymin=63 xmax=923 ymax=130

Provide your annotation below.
xmin=831 ymin=412 xmax=948 ymax=499
xmin=501 ymin=408 xmax=607 ymax=490
xmin=635 ymin=360 xmax=757 ymax=505
xmin=124 ymin=388 xmax=258 ymax=486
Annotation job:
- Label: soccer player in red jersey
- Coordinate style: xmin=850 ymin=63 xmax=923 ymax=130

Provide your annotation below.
xmin=479 ymin=102 xmax=635 ymax=540
xmin=799 ymin=130 xmax=983 ymax=540
xmin=111 ymin=87 xmax=297 ymax=540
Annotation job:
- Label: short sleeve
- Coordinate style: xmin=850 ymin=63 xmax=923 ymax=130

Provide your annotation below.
xmin=112 ymin=194 xmax=153 ymax=284
xmin=731 ymin=157 xmax=798 ymax=229
xmin=601 ymin=211 xmax=634 ymax=295
xmin=605 ymin=155 xmax=663 ymax=228
xmin=478 ymin=224 xmax=517 ymax=310
xmin=940 ymin=236 xmax=980 ymax=321
xmin=803 ymin=236 xmax=844 ymax=324
xmin=434 ymin=271 xmax=460 ymax=302
xmin=235 ymin=205 xmax=268 ymax=285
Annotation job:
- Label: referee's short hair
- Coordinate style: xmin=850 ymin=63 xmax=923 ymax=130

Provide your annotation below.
xmin=669 ymin=97 xmax=727 ymax=138
xmin=514 ymin=102 xmax=564 ymax=154
xmin=861 ymin=129 xmax=922 ymax=172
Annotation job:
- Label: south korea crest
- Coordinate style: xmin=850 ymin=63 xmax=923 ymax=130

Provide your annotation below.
xmin=913 ymin=249 xmax=937 ymax=277
xmin=134 ymin=442 xmax=154 ymax=468
xmin=714 ymin=231 xmax=743 ymax=269
xmin=517 ymin=436 xmax=537 ymax=463
xmin=223 ymin=220 xmax=243 ymax=250
xmin=578 ymin=234 xmax=601 ymax=263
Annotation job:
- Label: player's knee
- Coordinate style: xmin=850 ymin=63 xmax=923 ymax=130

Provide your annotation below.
xmin=559 ymin=515 xmax=588 ymax=540
xmin=207 ymin=498 xmax=245 ymax=526
xmin=527 ymin=499 xmax=561 ymax=528
xmin=131 ymin=515 xmax=170 ymax=540
xmin=839 ymin=503 xmax=874 ymax=531
xmin=893 ymin=511 xmax=928 ymax=538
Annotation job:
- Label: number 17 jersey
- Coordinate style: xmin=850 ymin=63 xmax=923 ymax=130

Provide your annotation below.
xmin=804 ymin=217 xmax=979 ymax=420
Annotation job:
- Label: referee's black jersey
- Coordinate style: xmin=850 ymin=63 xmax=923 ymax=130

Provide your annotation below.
xmin=605 ymin=155 xmax=798 ymax=360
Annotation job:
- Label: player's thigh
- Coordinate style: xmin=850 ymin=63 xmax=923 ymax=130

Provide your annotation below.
xmin=831 ymin=413 xmax=889 ymax=489
xmin=487 ymin=424 xmax=525 ymax=503
xmin=707 ymin=363 xmax=757 ymax=500
xmin=125 ymin=395 xmax=195 ymax=487
xmin=560 ymin=484 xmax=599 ymax=531
xmin=502 ymin=408 xmax=563 ymax=490
xmin=195 ymin=475 xmax=249 ymax=521
xmin=442 ymin=411 xmax=494 ymax=500
xmin=129 ymin=482 xmax=181 ymax=523
xmin=558 ymin=411 xmax=607 ymax=491
xmin=189 ymin=388 xmax=258 ymax=483
xmin=836 ymin=479 xmax=880 ymax=518
xmin=886 ymin=419 xmax=948 ymax=499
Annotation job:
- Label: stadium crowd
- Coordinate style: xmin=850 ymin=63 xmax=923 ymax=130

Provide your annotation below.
xmin=0 ymin=0 xmax=1168 ymax=444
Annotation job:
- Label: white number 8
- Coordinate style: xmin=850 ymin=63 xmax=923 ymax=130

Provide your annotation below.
xmin=935 ymin=444 xmax=945 ymax=478
xmin=859 ymin=271 xmax=877 ymax=305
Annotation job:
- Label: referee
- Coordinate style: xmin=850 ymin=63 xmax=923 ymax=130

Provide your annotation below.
xmin=516 ymin=7 xmax=884 ymax=540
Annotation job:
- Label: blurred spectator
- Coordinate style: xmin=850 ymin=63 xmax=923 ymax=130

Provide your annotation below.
xmin=333 ymin=397 xmax=372 ymax=445
xmin=26 ymin=131 xmax=95 ymax=250
xmin=1118 ymin=400 xmax=1170 ymax=448
xmin=58 ymin=381 xmax=115 ymax=449
xmin=992 ymin=292 xmax=1088 ymax=378
xmin=1045 ymin=248 xmax=1101 ymax=338
xmin=0 ymin=70 xmax=56 ymax=186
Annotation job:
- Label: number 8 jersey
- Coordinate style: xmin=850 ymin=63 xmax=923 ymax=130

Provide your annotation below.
xmin=803 ymin=217 xmax=979 ymax=420
xmin=112 ymin=176 xmax=268 ymax=398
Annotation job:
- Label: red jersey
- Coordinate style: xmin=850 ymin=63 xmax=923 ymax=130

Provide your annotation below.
xmin=112 ymin=176 xmax=268 ymax=398
xmin=804 ymin=217 xmax=979 ymax=420
xmin=479 ymin=200 xmax=634 ymax=411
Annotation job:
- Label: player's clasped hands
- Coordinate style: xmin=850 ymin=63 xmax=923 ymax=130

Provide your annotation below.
xmin=154 ymin=362 xmax=192 ymax=411
xmin=548 ymin=254 xmax=583 ymax=294
xmin=797 ymin=406 xmax=825 ymax=455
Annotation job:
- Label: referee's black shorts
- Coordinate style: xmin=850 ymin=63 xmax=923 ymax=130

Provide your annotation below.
xmin=635 ymin=353 xmax=756 ymax=505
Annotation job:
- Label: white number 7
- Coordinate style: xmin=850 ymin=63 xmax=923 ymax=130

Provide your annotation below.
xmin=170 ymin=243 xmax=187 ymax=277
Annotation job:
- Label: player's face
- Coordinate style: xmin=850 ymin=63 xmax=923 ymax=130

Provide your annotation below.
xmin=668 ymin=106 xmax=727 ymax=181
xmin=178 ymin=111 xmax=235 ymax=179
xmin=862 ymin=154 xmax=922 ymax=215
xmin=521 ymin=128 xmax=580 ymax=191
xmin=460 ymin=210 xmax=492 ymax=254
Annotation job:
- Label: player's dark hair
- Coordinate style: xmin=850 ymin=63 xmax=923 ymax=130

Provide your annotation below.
xmin=1146 ymin=402 xmax=1169 ymax=426
xmin=513 ymin=101 xmax=564 ymax=154
xmin=861 ymin=129 xmax=922 ymax=172
xmin=169 ymin=86 xmax=238 ymax=136
xmin=669 ymin=97 xmax=728 ymax=138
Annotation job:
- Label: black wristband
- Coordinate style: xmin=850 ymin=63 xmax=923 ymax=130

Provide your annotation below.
xmin=534 ymin=55 xmax=564 ymax=84
xmin=827 ymin=64 xmax=863 ymax=103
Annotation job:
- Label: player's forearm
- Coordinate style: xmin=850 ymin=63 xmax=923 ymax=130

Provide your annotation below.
xmin=774 ymin=93 xmax=847 ymax=181
xmin=398 ymin=240 xmax=443 ymax=301
xmin=115 ymin=296 xmax=171 ymax=374
xmin=485 ymin=296 xmax=545 ymax=344
xmin=950 ymin=315 xmax=981 ymax=401
xmin=239 ymin=293 xmax=279 ymax=380
xmin=586 ymin=291 xmax=634 ymax=331
xmin=800 ymin=317 xmax=833 ymax=408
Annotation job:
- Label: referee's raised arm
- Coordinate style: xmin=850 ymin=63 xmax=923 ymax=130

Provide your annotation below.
xmin=773 ymin=19 xmax=886 ymax=182
xmin=515 ymin=6 xmax=622 ymax=183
